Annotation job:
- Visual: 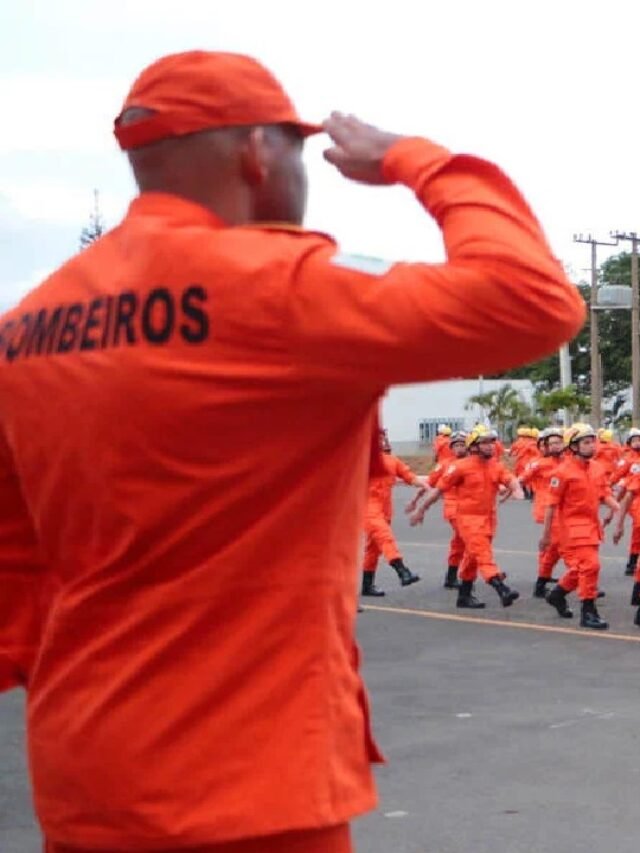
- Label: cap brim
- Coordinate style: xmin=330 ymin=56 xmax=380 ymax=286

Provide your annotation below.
xmin=296 ymin=121 xmax=323 ymax=138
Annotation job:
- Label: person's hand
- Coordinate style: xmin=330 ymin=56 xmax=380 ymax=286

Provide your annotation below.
xmin=539 ymin=534 xmax=550 ymax=552
xmin=602 ymin=512 xmax=614 ymax=529
xmin=613 ymin=525 xmax=624 ymax=545
xmin=322 ymin=112 xmax=404 ymax=184
xmin=410 ymin=509 xmax=425 ymax=527
xmin=405 ymin=496 xmax=419 ymax=515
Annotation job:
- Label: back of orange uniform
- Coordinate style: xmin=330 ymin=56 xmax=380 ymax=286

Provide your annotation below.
xmin=0 ymin=134 xmax=584 ymax=849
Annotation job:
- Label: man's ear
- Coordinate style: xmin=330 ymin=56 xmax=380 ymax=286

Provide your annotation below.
xmin=240 ymin=127 xmax=268 ymax=186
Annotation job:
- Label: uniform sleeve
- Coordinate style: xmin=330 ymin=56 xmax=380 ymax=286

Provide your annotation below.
xmin=519 ymin=461 xmax=538 ymax=486
xmin=624 ymin=466 xmax=640 ymax=496
xmin=0 ymin=438 xmax=51 ymax=692
xmin=285 ymin=137 xmax=585 ymax=386
xmin=438 ymin=463 xmax=464 ymax=492
xmin=610 ymin=458 xmax=629 ymax=485
xmin=498 ymin=464 xmax=516 ymax=487
xmin=427 ymin=465 xmax=442 ymax=488
xmin=393 ymin=457 xmax=417 ymax=485
xmin=547 ymin=471 xmax=566 ymax=507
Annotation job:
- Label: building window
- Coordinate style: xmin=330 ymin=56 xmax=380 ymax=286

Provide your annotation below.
xmin=419 ymin=418 xmax=465 ymax=444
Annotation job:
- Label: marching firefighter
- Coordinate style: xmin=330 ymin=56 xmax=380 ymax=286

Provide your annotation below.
xmin=610 ymin=428 xmax=640 ymax=576
xmin=408 ymin=430 xmax=468 ymax=589
xmin=362 ymin=429 xmax=424 ymax=596
xmin=543 ymin=424 xmax=619 ymax=630
xmin=519 ymin=427 xmax=566 ymax=598
xmin=613 ymin=462 xmax=640 ymax=626
xmin=412 ymin=425 xmax=523 ymax=609
xmin=433 ymin=424 xmax=453 ymax=463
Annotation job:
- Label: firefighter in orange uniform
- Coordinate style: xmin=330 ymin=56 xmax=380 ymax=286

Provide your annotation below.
xmin=596 ymin=428 xmax=622 ymax=480
xmin=0 ymin=50 xmax=585 ymax=853
xmin=610 ymin=428 xmax=640 ymax=575
xmin=362 ymin=429 xmax=424 ymax=596
xmin=613 ymin=462 xmax=640 ymax=626
xmin=408 ymin=430 xmax=467 ymax=589
xmin=413 ymin=425 xmax=523 ymax=608
xmin=543 ymin=424 xmax=619 ymax=630
xmin=433 ymin=424 xmax=453 ymax=463
xmin=519 ymin=427 xmax=565 ymax=597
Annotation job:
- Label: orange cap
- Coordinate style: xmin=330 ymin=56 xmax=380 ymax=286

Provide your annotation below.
xmin=114 ymin=51 xmax=322 ymax=150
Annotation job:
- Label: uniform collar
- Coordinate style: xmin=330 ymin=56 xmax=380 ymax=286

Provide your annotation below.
xmin=127 ymin=192 xmax=227 ymax=230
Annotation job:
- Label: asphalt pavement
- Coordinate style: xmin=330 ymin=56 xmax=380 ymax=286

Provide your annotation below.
xmin=2 ymin=491 xmax=640 ymax=852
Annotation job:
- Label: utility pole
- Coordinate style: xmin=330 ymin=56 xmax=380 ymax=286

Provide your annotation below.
xmin=558 ymin=344 xmax=572 ymax=426
xmin=611 ymin=232 xmax=639 ymax=425
xmin=573 ymin=234 xmax=618 ymax=428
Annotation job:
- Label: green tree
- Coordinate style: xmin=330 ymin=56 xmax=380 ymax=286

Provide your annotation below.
xmin=465 ymin=384 xmax=531 ymax=438
xmin=534 ymin=385 xmax=590 ymax=423
xmin=492 ymin=250 xmax=634 ymax=397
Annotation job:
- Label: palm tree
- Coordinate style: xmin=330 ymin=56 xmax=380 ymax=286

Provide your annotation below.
xmin=466 ymin=384 xmax=529 ymax=438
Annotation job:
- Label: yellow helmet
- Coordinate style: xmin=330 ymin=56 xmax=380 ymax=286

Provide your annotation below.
xmin=599 ymin=429 xmax=614 ymax=443
xmin=465 ymin=424 xmax=497 ymax=449
xmin=563 ymin=422 xmax=597 ymax=448
xmin=437 ymin=424 xmax=452 ymax=436
xmin=516 ymin=427 xmax=528 ymax=437
xmin=530 ymin=428 xmax=540 ymax=438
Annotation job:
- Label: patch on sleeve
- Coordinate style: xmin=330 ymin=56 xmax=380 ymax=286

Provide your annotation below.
xmin=330 ymin=252 xmax=395 ymax=276
xmin=631 ymin=464 xmax=640 ymax=475
xmin=550 ymin=476 xmax=560 ymax=488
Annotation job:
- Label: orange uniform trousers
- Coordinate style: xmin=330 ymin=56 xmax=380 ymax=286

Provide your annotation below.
xmin=45 ymin=825 xmax=351 ymax=853
xmin=446 ymin=518 xmax=465 ymax=567
xmin=558 ymin=545 xmax=600 ymax=601
xmin=456 ymin=515 xmax=500 ymax=583
xmin=363 ymin=512 xmax=401 ymax=570
xmin=538 ymin=519 xmax=563 ymax=580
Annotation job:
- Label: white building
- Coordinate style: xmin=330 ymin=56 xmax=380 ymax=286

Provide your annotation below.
xmin=382 ymin=379 xmax=535 ymax=453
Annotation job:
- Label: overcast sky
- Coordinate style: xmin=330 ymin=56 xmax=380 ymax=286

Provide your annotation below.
xmin=1 ymin=0 xmax=638 ymax=312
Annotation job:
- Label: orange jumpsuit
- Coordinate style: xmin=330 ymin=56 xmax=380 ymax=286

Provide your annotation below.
xmin=619 ymin=468 xmax=640 ymax=584
xmin=438 ymin=456 xmax=514 ymax=583
xmin=520 ymin=456 xmax=564 ymax=579
xmin=0 ymin=128 xmax=584 ymax=848
xmin=596 ymin=441 xmax=623 ymax=481
xmin=514 ymin=438 xmax=540 ymax=478
xmin=548 ymin=456 xmax=610 ymax=600
xmin=364 ymin=454 xmax=418 ymax=570
xmin=433 ymin=434 xmax=453 ymax=463
xmin=611 ymin=453 xmax=640 ymax=555
xmin=428 ymin=462 xmax=464 ymax=567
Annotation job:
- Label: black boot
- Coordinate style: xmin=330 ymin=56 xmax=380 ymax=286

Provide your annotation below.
xmin=546 ymin=585 xmax=573 ymax=618
xmin=444 ymin=565 xmax=460 ymax=589
xmin=456 ymin=579 xmax=485 ymax=609
xmin=580 ymin=599 xmax=609 ymax=631
xmin=361 ymin=570 xmax=385 ymax=597
xmin=631 ymin=582 xmax=640 ymax=606
xmin=390 ymin=558 xmax=420 ymax=587
xmin=626 ymin=553 xmax=638 ymax=577
xmin=635 ymin=607 xmax=640 ymax=627
xmin=489 ymin=576 xmax=519 ymax=607
xmin=533 ymin=577 xmax=552 ymax=599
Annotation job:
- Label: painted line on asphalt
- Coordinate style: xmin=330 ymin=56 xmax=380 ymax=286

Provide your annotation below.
xmin=399 ymin=540 xmax=623 ymax=563
xmin=362 ymin=603 xmax=640 ymax=643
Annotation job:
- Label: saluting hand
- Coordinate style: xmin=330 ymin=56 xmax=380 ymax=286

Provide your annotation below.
xmin=322 ymin=112 xmax=404 ymax=184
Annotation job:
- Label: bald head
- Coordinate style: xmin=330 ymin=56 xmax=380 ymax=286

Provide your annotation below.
xmin=120 ymin=109 xmax=308 ymax=226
